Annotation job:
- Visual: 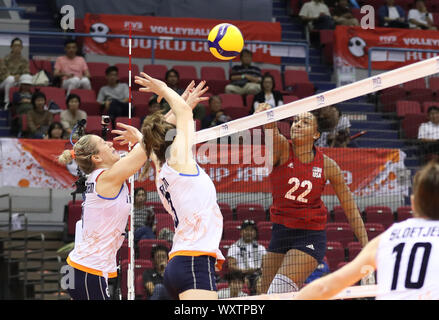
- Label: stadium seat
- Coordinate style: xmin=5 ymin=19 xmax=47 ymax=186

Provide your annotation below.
xmin=67 ymin=200 xmax=83 ymax=236
xmin=422 ymin=101 xmax=439 ymax=114
xmin=257 ymin=224 xmax=272 ymax=241
xmin=85 ymin=115 xmax=111 ymax=135
xmin=396 ymin=206 xmax=413 ymax=222
xmin=39 ymin=86 xmax=66 ymax=109
xmin=260 ymin=68 xmax=283 ymax=91
xmin=117 ymin=239 xmax=129 ymax=262
xmin=235 ymin=204 xmax=266 ymax=222
xmin=277 ymin=121 xmax=291 ymax=139
xmin=396 ymin=100 xmax=421 ymax=118
xmin=155 ymin=213 xmax=175 ymax=234
xmin=70 ymin=88 xmax=96 ymax=102
xmin=87 ymin=62 xmax=110 ymax=77
xmin=70 ymin=89 xmax=100 ymax=115
xmin=201 ymin=66 xmax=229 ymax=95
xmin=132 ymin=91 xmax=153 ymax=119
xmin=347 ymin=242 xmax=362 ymax=261
xmin=283 ymin=69 xmax=315 ymax=98
xmin=223 ymin=221 xmax=242 ymax=241
xmin=153 ymin=207 xmax=168 ymax=215
xmin=218 ymin=202 xmax=234 ymax=221
xmin=402 ymin=78 xmax=426 ymax=90
xmin=406 ymin=88 xmax=434 ymax=104
xmin=224 ymin=106 xmax=249 ymax=120
xmin=364 ymin=223 xmax=385 ymax=240
xmin=115 ymin=116 xmax=141 ymax=129
xmin=245 ymin=94 xmax=254 ymax=110
xmin=363 ymin=206 xmax=394 ymax=229
xmin=325 ymin=241 xmax=345 ymax=271
xmin=29 ymin=59 xmax=53 ymax=76
xmin=282 ymin=95 xmax=299 ymax=104
xmin=428 ymin=76 xmax=439 ymax=92
xmin=401 ymin=113 xmax=427 ymax=139
xmin=120 ymin=259 xmax=154 ymax=299
xmin=332 ymin=206 xmax=349 ymax=223
xmin=219 ymin=93 xmax=244 ymax=108
xmin=135 ymin=274 xmax=147 ymax=299
xmin=326 ymin=222 xmax=355 ymax=247
xmin=143 ymin=64 xmax=168 ymax=80
xmin=138 ymin=239 xmax=171 ymax=260
xmin=115 ymin=63 xmax=140 ymax=84
xmin=173 ymin=65 xmax=198 ymax=80
xmin=379 ymin=87 xmax=407 ymax=112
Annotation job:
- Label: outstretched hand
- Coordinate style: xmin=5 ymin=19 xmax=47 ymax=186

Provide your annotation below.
xmin=185 ymin=80 xmax=209 ymax=110
xmin=112 ymin=122 xmax=143 ymax=147
xmin=135 ymin=72 xmax=168 ymax=102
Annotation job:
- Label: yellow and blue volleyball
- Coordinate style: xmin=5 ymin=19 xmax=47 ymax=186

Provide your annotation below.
xmin=208 ymin=23 xmax=244 ymax=60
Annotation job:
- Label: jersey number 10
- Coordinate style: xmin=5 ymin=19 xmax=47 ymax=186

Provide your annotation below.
xmin=391 ymin=242 xmax=432 ymax=291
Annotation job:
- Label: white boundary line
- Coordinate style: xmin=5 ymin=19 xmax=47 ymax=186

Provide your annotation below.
xmin=195 ymin=56 xmax=439 ymax=144
xmin=225 ymin=285 xmax=378 ymax=300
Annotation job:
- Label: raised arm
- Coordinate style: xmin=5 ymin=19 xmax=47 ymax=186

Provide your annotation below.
xmin=324 ymin=155 xmax=368 ymax=247
xmin=134 ymin=73 xmax=197 ymax=174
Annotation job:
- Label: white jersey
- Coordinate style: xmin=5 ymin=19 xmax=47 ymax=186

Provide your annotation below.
xmin=376 ymin=218 xmax=439 ymax=300
xmin=67 ymin=168 xmax=130 ymax=279
xmin=156 ymin=162 xmax=224 ymax=269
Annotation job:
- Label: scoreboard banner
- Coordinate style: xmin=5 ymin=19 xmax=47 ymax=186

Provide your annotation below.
xmin=82 ymin=13 xmax=282 ymax=63
xmin=0 ymin=138 xmax=409 ymax=197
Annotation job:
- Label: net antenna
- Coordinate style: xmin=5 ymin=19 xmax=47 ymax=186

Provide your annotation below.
xmin=126 ymin=23 xmax=136 ymax=301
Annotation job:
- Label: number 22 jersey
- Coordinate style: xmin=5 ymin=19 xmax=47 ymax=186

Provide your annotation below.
xmin=269 ymin=144 xmax=328 ymax=231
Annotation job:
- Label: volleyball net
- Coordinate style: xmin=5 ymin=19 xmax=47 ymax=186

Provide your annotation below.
xmin=124 ymin=56 xmax=439 ymax=300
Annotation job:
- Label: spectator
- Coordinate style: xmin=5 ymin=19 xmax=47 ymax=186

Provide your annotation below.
xmin=160 ymin=69 xmax=206 ymax=121
xmin=225 ymin=49 xmax=262 ymax=96
xmin=299 ymin=0 xmax=335 ymax=30
xmin=142 ymin=245 xmax=171 ymax=300
xmin=378 ymin=0 xmax=409 ymax=28
xmin=133 ymin=187 xmax=156 ymax=243
xmin=251 ymin=73 xmax=284 ymax=114
xmin=0 ymin=38 xmax=31 ymax=108
xmin=227 ymin=220 xmax=267 ymax=293
xmin=202 ymin=95 xmax=230 ymax=129
xmin=332 ymin=0 xmax=360 ymax=26
xmin=218 ymin=271 xmax=249 ymax=299
xmin=45 ymin=121 xmax=67 ymax=139
xmin=12 ymin=74 xmax=34 ymax=115
xmin=158 ymin=228 xmax=175 ymax=245
xmin=97 ymin=66 xmax=129 ymax=128
xmin=27 ymin=91 xmax=53 ymax=138
xmin=418 ymin=105 xmax=439 ymax=163
xmin=60 ymin=93 xmax=87 ymax=137
xmin=408 ymin=0 xmax=437 ymax=30
xmin=315 ymin=106 xmax=352 ymax=148
xmin=54 ymin=39 xmax=91 ymax=95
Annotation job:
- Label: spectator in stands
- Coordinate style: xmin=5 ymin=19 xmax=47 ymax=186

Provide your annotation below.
xmin=315 ymin=105 xmax=352 ymax=148
xmin=97 ymin=66 xmax=129 ymax=128
xmin=218 ymin=271 xmax=249 ymax=299
xmin=158 ymin=228 xmax=175 ymax=246
xmin=27 ymin=91 xmax=53 ymax=138
xmin=202 ymin=95 xmax=230 ymax=129
xmin=378 ymin=0 xmax=409 ymax=28
xmin=225 ymin=49 xmax=262 ymax=96
xmin=0 ymin=38 xmax=31 ymax=108
xmin=133 ymin=187 xmax=156 ymax=242
xmin=160 ymin=69 xmax=206 ymax=121
xmin=143 ymin=245 xmax=171 ymax=300
xmin=418 ymin=105 xmax=439 ymax=163
xmin=251 ymin=73 xmax=284 ymax=114
xmin=54 ymin=39 xmax=91 ymax=95
xmin=12 ymin=74 xmax=34 ymax=115
xmin=45 ymin=121 xmax=67 ymax=139
xmin=60 ymin=93 xmax=87 ymax=137
xmin=299 ymin=0 xmax=335 ymax=30
xmin=227 ymin=220 xmax=267 ymax=293
xmin=332 ymin=0 xmax=360 ymax=26
xmin=408 ymin=0 xmax=437 ymax=30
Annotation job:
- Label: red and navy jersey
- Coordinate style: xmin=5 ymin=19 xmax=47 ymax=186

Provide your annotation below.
xmin=269 ymin=144 xmax=328 ymax=230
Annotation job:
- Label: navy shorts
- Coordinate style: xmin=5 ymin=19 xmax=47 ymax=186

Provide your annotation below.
xmin=163 ymin=255 xmax=217 ymax=300
xmin=268 ymin=223 xmax=327 ymax=263
xmin=67 ymin=267 xmax=110 ymax=300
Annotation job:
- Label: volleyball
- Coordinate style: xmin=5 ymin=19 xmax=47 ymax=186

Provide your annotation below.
xmin=208 ymin=23 xmax=244 ymax=60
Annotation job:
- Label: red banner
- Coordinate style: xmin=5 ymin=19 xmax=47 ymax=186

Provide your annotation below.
xmin=83 ymin=14 xmax=281 ymax=64
xmin=0 ymin=139 xmax=407 ymax=197
xmin=334 ymin=25 xmax=439 ymax=70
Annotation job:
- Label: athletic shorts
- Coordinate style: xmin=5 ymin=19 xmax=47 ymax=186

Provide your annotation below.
xmin=268 ymin=223 xmax=326 ymax=263
xmin=67 ymin=267 xmax=110 ymax=300
xmin=163 ymin=255 xmax=217 ymax=300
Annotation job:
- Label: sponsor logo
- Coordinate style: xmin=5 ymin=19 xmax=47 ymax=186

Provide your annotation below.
xmin=312 ymin=166 xmax=322 ymax=178
xmin=372 ymin=76 xmax=382 ymax=89
xmin=317 ymin=95 xmax=325 ymax=106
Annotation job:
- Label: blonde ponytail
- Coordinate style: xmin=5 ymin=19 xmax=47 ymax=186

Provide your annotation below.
xmin=58 ymin=135 xmax=99 ymax=174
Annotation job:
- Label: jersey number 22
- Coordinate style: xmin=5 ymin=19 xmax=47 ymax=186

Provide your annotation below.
xmin=284 ymin=177 xmax=313 ymax=203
